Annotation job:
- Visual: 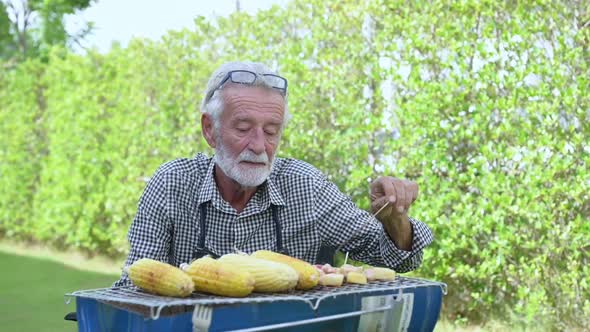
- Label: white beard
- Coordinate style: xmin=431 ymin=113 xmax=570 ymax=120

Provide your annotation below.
xmin=214 ymin=143 xmax=274 ymax=187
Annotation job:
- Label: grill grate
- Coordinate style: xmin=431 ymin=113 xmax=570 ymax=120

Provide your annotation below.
xmin=66 ymin=276 xmax=446 ymax=320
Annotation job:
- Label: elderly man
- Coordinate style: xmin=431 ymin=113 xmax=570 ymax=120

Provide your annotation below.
xmin=115 ymin=61 xmax=433 ymax=286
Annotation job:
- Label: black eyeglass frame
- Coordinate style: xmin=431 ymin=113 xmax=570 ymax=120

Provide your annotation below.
xmin=203 ymin=70 xmax=288 ymax=104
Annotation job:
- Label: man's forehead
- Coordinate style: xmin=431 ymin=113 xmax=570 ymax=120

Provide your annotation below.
xmin=222 ymin=85 xmax=285 ymax=108
xmin=222 ymin=83 xmax=283 ymax=97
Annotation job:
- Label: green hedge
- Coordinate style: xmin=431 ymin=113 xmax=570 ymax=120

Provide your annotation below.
xmin=1 ymin=0 xmax=588 ymax=329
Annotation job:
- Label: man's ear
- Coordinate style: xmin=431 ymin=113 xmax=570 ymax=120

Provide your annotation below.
xmin=201 ymin=113 xmax=217 ymax=148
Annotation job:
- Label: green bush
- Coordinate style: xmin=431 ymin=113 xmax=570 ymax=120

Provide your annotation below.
xmin=0 ymin=0 xmax=588 ymax=329
xmin=0 ymin=60 xmax=45 ymax=239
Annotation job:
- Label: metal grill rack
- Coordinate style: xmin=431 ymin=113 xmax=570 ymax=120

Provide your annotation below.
xmin=66 ymin=276 xmax=446 ymax=320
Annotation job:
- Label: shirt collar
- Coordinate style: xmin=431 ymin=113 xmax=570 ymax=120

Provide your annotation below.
xmin=196 ymin=158 xmax=216 ymax=205
xmin=266 ymin=175 xmax=285 ymax=207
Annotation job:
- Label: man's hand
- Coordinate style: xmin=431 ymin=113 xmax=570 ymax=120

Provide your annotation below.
xmin=369 ymin=176 xmax=418 ymax=250
xmin=370 ymin=177 xmax=419 ymax=217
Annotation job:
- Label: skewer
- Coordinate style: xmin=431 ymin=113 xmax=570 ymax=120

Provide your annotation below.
xmin=342 ymin=201 xmax=390 ymax=265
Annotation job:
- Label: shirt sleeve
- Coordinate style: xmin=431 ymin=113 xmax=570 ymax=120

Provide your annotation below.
xmin=313 ymin=175 xmax=434 ymax=272
xmin=113 ymin=169 xmax=172 ymax=287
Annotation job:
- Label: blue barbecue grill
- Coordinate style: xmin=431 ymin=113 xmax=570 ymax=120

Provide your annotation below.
xmin=65 ymin=276 xmax=446 ymax=331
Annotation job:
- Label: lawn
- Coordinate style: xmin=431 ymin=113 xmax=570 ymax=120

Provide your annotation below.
xmin=0 ymin=250 xmax=118 ymax=332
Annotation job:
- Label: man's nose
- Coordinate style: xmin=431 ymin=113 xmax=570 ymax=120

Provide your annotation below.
xmin=247 ymin=128 xmax=266 ymax=155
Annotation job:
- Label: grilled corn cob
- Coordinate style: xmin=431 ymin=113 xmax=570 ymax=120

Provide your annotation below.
xmin=251 ymin=250 xmax=320 ymax=290
xmin=184 ymin=256 xmax=255 ymax=297
xmin=125 ymin=258 xmax=194 ymax=297
xmin=218 ymin=253 xmax=298 ymax=293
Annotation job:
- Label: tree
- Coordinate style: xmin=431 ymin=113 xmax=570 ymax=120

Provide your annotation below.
xmin=0 ymin=0 xmax=95 ymax=61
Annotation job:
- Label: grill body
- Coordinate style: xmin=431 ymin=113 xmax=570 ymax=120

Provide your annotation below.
xmin=68 ymin=277 xmax=446 ymax=332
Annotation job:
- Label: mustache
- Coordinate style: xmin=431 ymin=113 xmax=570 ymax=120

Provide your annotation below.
xmin=238 ymin=150 xmax=269 ymax=163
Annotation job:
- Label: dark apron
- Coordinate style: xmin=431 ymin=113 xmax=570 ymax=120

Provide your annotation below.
xmin=192 ymin=203 xmax=335 ymax=265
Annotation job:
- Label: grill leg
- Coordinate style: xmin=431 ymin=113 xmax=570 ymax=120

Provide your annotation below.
xmin=64 ymin=312 xmax=77 ymax=322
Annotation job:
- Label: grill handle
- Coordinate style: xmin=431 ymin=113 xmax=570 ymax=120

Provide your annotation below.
xmin=224 ymin=304 xmax=394 ymax=332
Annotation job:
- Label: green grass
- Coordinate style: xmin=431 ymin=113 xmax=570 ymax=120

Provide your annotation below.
xmin=0 ymin=250 xmax=118 ymax=332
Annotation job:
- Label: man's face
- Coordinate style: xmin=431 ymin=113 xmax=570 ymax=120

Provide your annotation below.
xmin=213 ymin=85 xmax=285 ymax=187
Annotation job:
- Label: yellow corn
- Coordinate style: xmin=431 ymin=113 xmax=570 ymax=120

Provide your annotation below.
xmin=218 ymin=253 xmax=298 ymax=293
xmin=251 ymin=250 xmax=320 ymax=290
xmin=126 ymin=258 xmax=194 ymax=297
xmin=184 ymin=256 xmax=255 ymax=297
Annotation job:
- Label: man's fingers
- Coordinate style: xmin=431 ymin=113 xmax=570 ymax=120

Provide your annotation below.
xmin=371 ymin=177 xmax=419 ymax=215
xmin=409 ymin=181 xmax=419 ymax=203
xmin=371 ymin=177 xmax=397 ymax=203
xmin=393 ymin=179 xmax=406 ymax=213
xmin=371 ymin=196 xmax=389 ymax=214
xmin=380 ymin=178 xmax=397 ymax=200
xmin=370 ymin=176 xmax=386 ymax=194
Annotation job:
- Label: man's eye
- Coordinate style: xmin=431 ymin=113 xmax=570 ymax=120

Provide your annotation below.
xmin=236 ymin=127 xmax=249 ymax=132
xmin=265 ymin=126 xmax=280 ymax=136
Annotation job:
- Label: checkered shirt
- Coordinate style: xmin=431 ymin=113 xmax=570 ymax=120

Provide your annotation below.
xmin=114 ymin=153 xmax=434 ymax=286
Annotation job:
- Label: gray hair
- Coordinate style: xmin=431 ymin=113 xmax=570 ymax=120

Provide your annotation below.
xmin=200 ymin=61 xmax=291 ymax=130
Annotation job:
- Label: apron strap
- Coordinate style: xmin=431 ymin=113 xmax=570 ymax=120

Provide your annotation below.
xmin=316 ymin=245 xmax=336 ymax=265
xmin=193 ymin=203 xmax=219 ymax=259
xmin=271 ymin=204 xmax=288 ymax=255
xmin=198 ymin=203 xmax=207 ymax=250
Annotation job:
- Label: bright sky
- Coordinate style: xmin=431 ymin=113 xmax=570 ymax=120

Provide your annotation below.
xmin=68 ymin=0 xmax=288 ymax=53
